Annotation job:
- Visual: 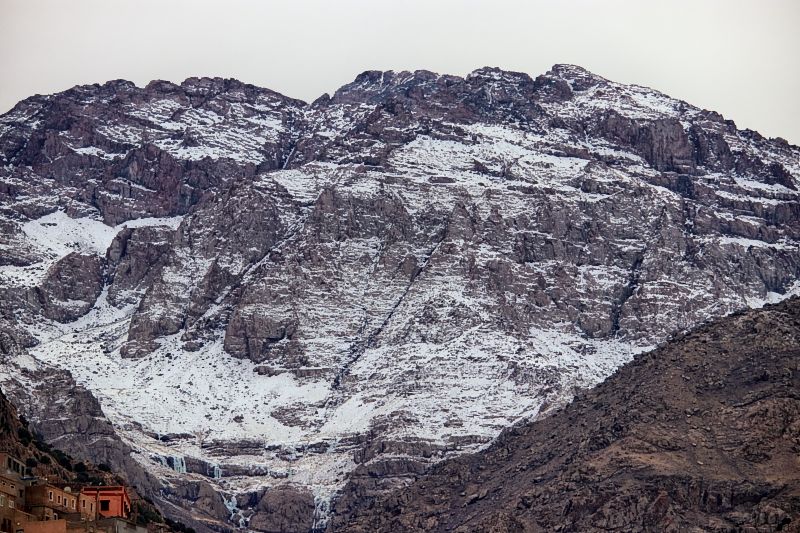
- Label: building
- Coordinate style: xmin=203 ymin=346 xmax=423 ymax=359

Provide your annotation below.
xmin=93 ymin=519 xmax=145 ymax=533
xmin=76 ymin=495 xmax=95 ymax=522
xmin=76 ymin=490 xmax=129 ymax=520
xmin=0 ymin=454 xmax=137 ymax=533
xmin=17 ymin=518 xmax=66 ymax=533
xmin=25 ymin=485 xmax=78 ymax=521
xmin=0 ymin=473 xmax=22 ymax=533
xmin=0 ymin=455 xmax=25 ymax=481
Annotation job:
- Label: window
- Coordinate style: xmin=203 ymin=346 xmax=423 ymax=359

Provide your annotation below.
xmin=82 ymin=500 xmax=86 ymax=509
xmin=71 ymin=499 xmax=76 ymax=509
xmin=0 ymin=494 xmax=6 ymax=506
xmin=7 ymin=500 xmax=13 ymax=509
xmin=100 ymin=500 xmax=110 ymax=512
xmin=49 ymin=490 xmax=53 ymax=501
xmin=57 ymin=494 xmax=62 ymax=504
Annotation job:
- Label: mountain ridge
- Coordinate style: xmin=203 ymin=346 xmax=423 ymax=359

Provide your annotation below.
xmin=11 ymin=63 xmax=796 ymax=150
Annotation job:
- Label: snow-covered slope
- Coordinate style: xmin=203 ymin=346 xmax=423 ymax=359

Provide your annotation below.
xmin=0 ymin=65 xmax=799 ymax=530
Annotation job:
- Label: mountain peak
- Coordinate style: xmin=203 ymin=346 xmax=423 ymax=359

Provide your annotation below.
xmin=466 ymin=66 xmax=535 ymax=85
xmin=331 ymin=69 xmax=441 ymax=104
xmin=545 ymin=63 xmax=608 ymax=90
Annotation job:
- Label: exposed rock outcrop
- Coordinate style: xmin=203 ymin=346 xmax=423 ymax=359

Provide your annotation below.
xmin=248 ymin=486 xmax=316 ymax=533
xmin=39 ymin=252 xmax=104 ymax=322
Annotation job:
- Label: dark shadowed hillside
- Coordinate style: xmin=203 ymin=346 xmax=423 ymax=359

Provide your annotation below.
xmin=332 ymin=298 xmax=800 ymax=532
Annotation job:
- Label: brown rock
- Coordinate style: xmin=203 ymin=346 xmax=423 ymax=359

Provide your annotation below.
xmin=249 ymin=486 xmax=315 ymax=533
xmin=38 ymin=252 xmax=104 ymax=322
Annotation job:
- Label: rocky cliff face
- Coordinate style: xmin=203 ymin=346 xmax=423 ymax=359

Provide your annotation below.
xmin=332 ymin=297 xmax=800 ymax=532
xmin=0 ymin=65 xmax=798 ymax=530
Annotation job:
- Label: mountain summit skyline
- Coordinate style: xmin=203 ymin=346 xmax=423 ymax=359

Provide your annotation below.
xmin=2 ymin=0 xmax=800 ymax=144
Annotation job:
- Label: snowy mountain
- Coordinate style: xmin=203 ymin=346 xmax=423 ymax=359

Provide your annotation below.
xmin=0 ymin=65 xmax=798 ymax=530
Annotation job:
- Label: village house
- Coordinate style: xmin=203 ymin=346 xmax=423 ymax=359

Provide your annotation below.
xmin=0 ymin=454 xmax=143 ymax=533
xmin=76 ymin=489 xmax=129 ymax=521
xmin=0 ymin=473 xmax=21 ymax=533
xmin=17 ymin=519 xmax=67 ymax=533
xmin=0 ymin=455 xmax=25 ymax=481
xmin=76 ymin=495 xmax=95 ymax=522
xmin=88 ymin=519 xmax=145 ymax=533
xmin=25 ymin=484 xmax=79 ymax=521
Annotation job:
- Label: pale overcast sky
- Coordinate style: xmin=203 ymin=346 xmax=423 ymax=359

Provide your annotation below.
xmin=1 ymin=0 xmax=798 ymax=143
